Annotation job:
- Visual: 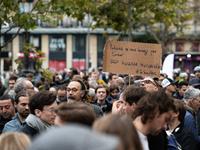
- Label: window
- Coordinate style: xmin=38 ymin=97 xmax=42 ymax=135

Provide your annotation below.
xmin=1 ymin=35 xmax=12 ymax=51
xmin=72 ymin=35 xmax=86 ymax=52
xmin=176 ymin=43 xmax=184 ymax=52
xmin=97 ymin=35 xmax=107 ymax=67
xmin=191 ymin=43 xmax=199 ymax=52
xmin=49 ymin=35 xmax=66 ymax=51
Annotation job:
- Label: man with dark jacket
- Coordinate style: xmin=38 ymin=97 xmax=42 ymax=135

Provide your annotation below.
xmin=184 ymin=87 xmax=200 ymax=148
xmin=20 ymin=91 xmax=57 ymax=138
xmin=167 ymin=99 xmax=196 ymax=150
xmin=173 ymin=81 xmax=188 ymax=101
xmin=91 ymin=84 xmax=112 ymax=114
xmin=67 ymin=79 xmax=103 ymax=118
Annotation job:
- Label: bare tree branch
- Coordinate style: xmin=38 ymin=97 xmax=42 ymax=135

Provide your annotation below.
xmin=2 ymin=25 xmax=19 ymax=35
xmin=149 ymin=25 xmax=161 ymax=44
xmin=1 ymin=26 xmax=23 ymax=49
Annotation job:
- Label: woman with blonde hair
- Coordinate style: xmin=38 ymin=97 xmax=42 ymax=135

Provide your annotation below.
xmin=93 ymin=114 xmax=143 ymax=150
xmin=0 ymin=132 xmax=31 ymax=150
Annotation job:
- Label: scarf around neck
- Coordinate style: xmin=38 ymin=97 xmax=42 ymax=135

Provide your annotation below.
xmin=25 ymin=114 xmax=54 ymax=132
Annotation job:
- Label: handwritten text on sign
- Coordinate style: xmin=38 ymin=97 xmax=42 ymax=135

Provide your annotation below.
xmin=103 ymin=40 xmax=162 ymax=78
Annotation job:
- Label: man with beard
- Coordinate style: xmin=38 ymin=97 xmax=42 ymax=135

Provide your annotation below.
xmin=0 ymin=95 xmax=15 ymax=133
xmin=2 ymin=91 xmax=31 ymax=133
xmin=67 ymin=79 xmax=103 ymax=118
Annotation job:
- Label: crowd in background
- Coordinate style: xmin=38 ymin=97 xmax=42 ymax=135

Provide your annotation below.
xmin=0 ymin=66 xmax=200 ymax=150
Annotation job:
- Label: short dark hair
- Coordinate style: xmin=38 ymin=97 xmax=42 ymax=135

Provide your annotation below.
xmin=15 ymin=91 xmax=31 ymax=104
xmin=9 ymin=76 xmax=18 ymax=82
xmin=29 ymin=91 xmax=56 ymax=115
xmin=109 ymin=73 xmax=117 ymax=80
xmin=70 ymin=67 xmax=78 ymax=76
xmin=57 ymin=85 xmax=67 ymax=91
xmin=178 ymin=81 xmax=188 ymax=89
xmin=124 ymin=76 xmax=134 ymax=86
xmin=54 ymin=102 xmax=96 ymax=126
xmin=132 ymin=91 xmax=175 ymax=124
xmin=123 ymin=86 xmax=147 ymax=105
xmin=0 ymin=95 xmax=14 ymax=105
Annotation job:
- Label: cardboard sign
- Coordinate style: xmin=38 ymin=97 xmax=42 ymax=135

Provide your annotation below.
xmin=103 ymin=40 xmax=162 ymax=78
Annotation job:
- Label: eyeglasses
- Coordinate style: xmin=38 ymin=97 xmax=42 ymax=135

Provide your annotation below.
xmin=67 ymin=88 xmax=78 ymax=93
xmin=27 ymin=87 xmax=34 ymax=90
xmin=43 ymin=108 xmax=54 ymax=113
xmin=142 ymin=80 xmax=157 ymax=87
xmin=158 ymin=79 xmax=164 ymax=82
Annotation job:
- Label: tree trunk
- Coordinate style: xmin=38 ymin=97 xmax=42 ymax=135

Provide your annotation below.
xmin=127 ymin=0 xmax=132 ymax=42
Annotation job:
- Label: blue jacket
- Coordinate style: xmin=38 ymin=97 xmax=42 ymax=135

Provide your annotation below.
xmin=184 ymin=107 xmax=200 ymax=146
xmin=2 ymin=113 xmax=26 ymax=133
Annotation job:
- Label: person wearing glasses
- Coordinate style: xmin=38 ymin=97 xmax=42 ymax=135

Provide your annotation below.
xmin=184 ymin=87 xmax=200 ymax=148
xmin=67 ymin=79 xmax=103 ymax=118
xmin=20 ymin=91 xmax=57 ymax=138
xmin=14 ymin=77 xmax=35 ymax=96
xmin=140 ymin=77 xmax=159 ymax=92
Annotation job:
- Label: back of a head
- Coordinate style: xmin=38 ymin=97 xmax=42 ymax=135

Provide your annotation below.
xmin=132 ymin=91 xmax=175 ymax=124
xmin=123 ymin=86 xmax=147 ymax=105
xmin=70 ymin=67 xmax=78 ymax=76
xmin=72 ymin=75 xmax=82 ymax=80
xmin=93 ymin=114 xmax=143 ymax=150
xmin=35 ymin=81 xmax=43 ymax=89
xmin=0 ymin=132 xmax=31 ymax=150
xmin=29 ymin=91 xmax=56 ymax=114
xmin=124 ymin=76 xmax=134 ymax=86
xmin=57 ymin=85 xmax=67 ymax=91
xmin=173 ymin=99 xmax=186 ymax=122
xmin=28 ymin=124 xmax=119 ymax=150
xmin=54 ymin=102 xmax=96 ymax=126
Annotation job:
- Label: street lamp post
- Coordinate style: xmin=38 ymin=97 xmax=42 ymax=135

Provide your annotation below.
xmin=19 ymin=0 xmax=33 ymax=75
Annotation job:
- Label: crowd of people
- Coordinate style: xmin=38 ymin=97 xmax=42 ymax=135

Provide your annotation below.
xmin=0 ymin=66 xmax=200 ymax=150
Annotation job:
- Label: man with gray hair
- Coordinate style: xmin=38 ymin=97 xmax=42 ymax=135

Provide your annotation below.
xmin=184 ymin=87 xmax=200 ymax=147
xmin=14 ymin=77 xmax=35 ymax=95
